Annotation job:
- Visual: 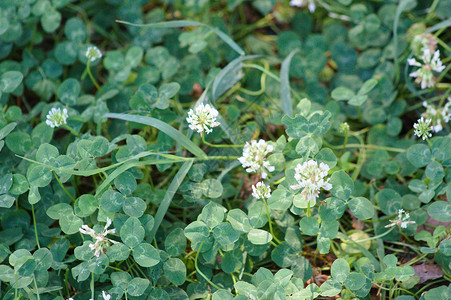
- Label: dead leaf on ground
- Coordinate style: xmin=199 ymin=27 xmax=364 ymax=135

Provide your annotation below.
xmin=412 ymin=264 xmax=444 ymax=284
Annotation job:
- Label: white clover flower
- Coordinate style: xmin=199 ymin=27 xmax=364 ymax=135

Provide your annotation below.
xmin=411 ymin=33 xmax=437 ymax=56
xmin=85 ymin=46 xmax=102 ymax=62
xmin=186 ymin=103 xmax=220 ymax=135
xmin=421 ymin=100 xmax=451 ymax=133
xmin=408 ymin=49 xmax=446 ymax=89
xmin=252 ymin=182 xmax=271 ymax=199
xmin=290 ymin=0 xmax=316 ymax=12
xmin=385 ymin=209 xmax=415 ymax=229
xmin=102 ymin=291 xmax=111 ymax=300
xmin=46 ymin=108 xmax=68 ymax=128
xmin=340 ymin=122 xmax=350 ymax=133
xmin=238 ymin=139 xmax=275 ymax=179
xmin=79 ymin=217 xmax=118 ymax=257
xmin=291 ymin=160 xmax=332 ymax=205
xmin=413 ymin=117 xmax=432 ymax=140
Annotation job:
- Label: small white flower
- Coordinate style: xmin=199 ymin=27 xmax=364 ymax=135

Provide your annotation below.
xmin=238 ymin=139 xmax=275 ymax=179
xmin=46 ymin=107 xmax=68 ymax=128
xmin=340 ymin=122 xmax=350 ymax=133
xmin=413 ymin=117 xmax=432 ymax=140
xmin=186 ymin=103 xmax=220 ymax=135
xmin=408 ymin=49 xmax=446 ymax=89
xmin=85 ymin=46 xmax=102 ymax=62
xmin=290 ymin=0 xmax=316 ymax=12
xmin=252 ymin=182 xmax=271 ymax=199
xmin=79 ymin=217 xmax=118 ymax=257
xmin=291 ymin=160 xmax=332 ymax=205
xmin=422 ymin=99 xmax=451 ymax=132
xmin=102 ymin=291 xmax=111 ymax=300
xmin=411 ymin=33 xmax=437 ymax=57
xmin=385 ymin=209 xmax=415 ymax=229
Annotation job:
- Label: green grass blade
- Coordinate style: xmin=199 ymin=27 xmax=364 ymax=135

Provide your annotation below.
xmin=212 ymin=55 xmax=261 ymax=100
xmin=104 ymin=113 xmax=207 ymax=158
xmin=116 ymin=20 xmax=245 ymax=56
xmin=280 ymin=49 xmax=300 ymax=117
xmin=95 ymin=157 xmax=191 ymax=197
xmin=148 ymin=160 xmax=193 ymax=241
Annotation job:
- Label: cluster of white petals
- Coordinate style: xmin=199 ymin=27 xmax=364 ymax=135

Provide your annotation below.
xmin=86 ymin=45 xmax=102 ymax=62
xmin=46 ymin=107 xmax=68 ymax=128
xmin=411 ymin=33 xmax=437 ymax=56
xmin=291 ymin=160 xmax=332 ymax=205
xmin=102 ymin=291 xmax=111 ymax=300
xmin=252 ymin=182 xmax=271 ymax=199
xmin=186 ymin=103 xmax=220 ymax=135
xmin=79 ymin=217 xmax=118 ymax=257
xmin=238 ymin=139 xmax=275 ymax=179
xmin=408 ymin=49 xmax=446 ymax=89
xmin=289 ymin=0 xmax=316 ymax=12
xmin=385 ymin=209 xmax=415 ymax=229
xmin=421 ymin=100 xmax=451 ymax=133
xmin=413 ymin=117 xmax=432 ymax=140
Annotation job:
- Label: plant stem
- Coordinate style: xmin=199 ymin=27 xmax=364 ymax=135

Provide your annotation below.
xmin=63 ymin=124 xmax=80 ymax=138
xmin=31 ymin=204 xmax=41 ymax=249
xmin=195 ymin=242 xmax=222 ymax=290
xmin=90 ymin=272 xmax=94 ymax=300
xmin=33 ymin=274 xmax=41 ymax=300
xmin=263 ymin=198 xmax=281 ymax=244
xmin=53 ymin=171 xmax=76 ymax=202
xmin=201 ymin=134 xmax=243 ymax=148
xmin=86 ymin=60 xmax=103 ymax=93
xmin=355 ymin=226 xmax=395 ymax=242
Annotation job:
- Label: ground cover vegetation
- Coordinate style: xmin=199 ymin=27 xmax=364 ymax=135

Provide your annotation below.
xmin=0 ymin=0 xmax=450 ymax=299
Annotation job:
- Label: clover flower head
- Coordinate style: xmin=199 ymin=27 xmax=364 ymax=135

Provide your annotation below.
xmin=411 ymin=33 xmax=437 ymax=56
xmin=238 ymin=139 xmax=275 ymax=179
xmin=102 ymin=291 xmax=111 ymax=300
xmin=291 ymin=160 xmax=332 ymax=205
xmin=408 ymin=49 xmax=446 ymax=89
xmin=46 ymin=107 xmax=68 ymax=128
xmin=421 ymin=100 xmax=451 ymax=132
xmin=385 ymin=209 xmax=415 ymax=229
xmin=252 ymin=182 xmax=271 ymax=199
xmin=340 ymin=122 xmax=350 ymax=133
xmin=186 ymin=103 xmax=220 ymax=135
xmin=290 ymin=0 xmax=316 ymax=12
xmin=79 ymin=217 xmax=118 ymax=257
xmin=413 ymin=117 xmax=432 ymax=140
xmin=85 ymin=46 xmax=102 ymax=62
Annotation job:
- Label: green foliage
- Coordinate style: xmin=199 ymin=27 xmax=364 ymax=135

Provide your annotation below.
xmin=0 ymin=0 xmax=449 ymax=299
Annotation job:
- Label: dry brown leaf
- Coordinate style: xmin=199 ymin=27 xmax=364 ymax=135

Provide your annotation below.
xmin=412 ymin=264 xmax=444 ymax=284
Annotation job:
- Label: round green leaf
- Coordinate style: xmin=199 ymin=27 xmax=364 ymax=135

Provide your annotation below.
xmin=299 ymin=217 xmax=319 ymax=236
xmin=201 ymin=202 xmax=225 ymax=229
xmin=247 ymin=229 xmax=272 ymax=245
xmin=133 ymin=243 xmax=160 ymax=267
xmin=123 ymin=197 xmax=146 ymax=218
xmin=120 ymin=217 xmax=145 ymax=248
xmin=59 ymin=214 xmax=83 ymax=235
xmin=5 ymin=131 xmax=32 ymax=155
xmin=331 ymin=258 xmax=350 ymax=283
xmin=201 ymin=179 xmax=223 ymax=198
xmin=376 ymin=189 xmax=402 ymax=216
xmin=114 ymin=171 xmax=137 ymax=195
xmin=212 ymin=222 xmax=240 ymax=247
xmin=427 ymin=201 xmax=451 ymax=222
xmin=348 ymin=197 xmax=374 ymax=220
xmin=57 ymin=78 xmax=80 ymax=106
xmin=165 ymin=228 xmax=187 ymax=257
xmin=27 ymin=165 xmax=52 ymax=188
xmin=163 ymin=258 xmax=186 ymax=286
xmin=0 ymin=71 xmax=23 ymax=93
xmin=407 ymin=144 xmax=431 ymax=168
xmin=330 ymin=170 xmax=354 ymax=200
xmin=100 ymin=190 xmax=125 ymax=213
xmin=127 ymin=277 xmax=150 ymax=297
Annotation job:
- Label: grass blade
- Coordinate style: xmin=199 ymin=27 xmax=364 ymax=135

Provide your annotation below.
xmin=212 ymin=55 xmax=261 ymax=100
xmin=104 ymin=113 xmax=207 ymax=158
xmin=280 ymin=49 xmax=300 ymax=117
xmin=116 ymin=20 xmax=245 ymax=56
xmin=148 ymin=160 xmax=193 ymax=241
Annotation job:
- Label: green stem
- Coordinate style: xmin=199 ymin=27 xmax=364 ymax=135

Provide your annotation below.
xmin=354 ymin=226 xmax=395 ymax=242
xmin=33 ymin=274 xmax=41 ymax=300
xmin=53 ymin=171 xmax=76 ymax=202
xmin=86 ymin=60 xmax=103 ymax=94
xmin=201 ymin=135 xmax=243 ymax=148
xmin=31 ymin=204 xmax=40 ymax=249
xmin=325 ymin=141 xmax=405 ymax=153
xmin=90 ymin=272 xmax=95 ymax=300
xmin=195 ymin=242 xmax=222 ymax=290
xmin=63 ymin=124 xmax=80 ymax=138
xmin=263 ymin=198 xmax=281 ymax=244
